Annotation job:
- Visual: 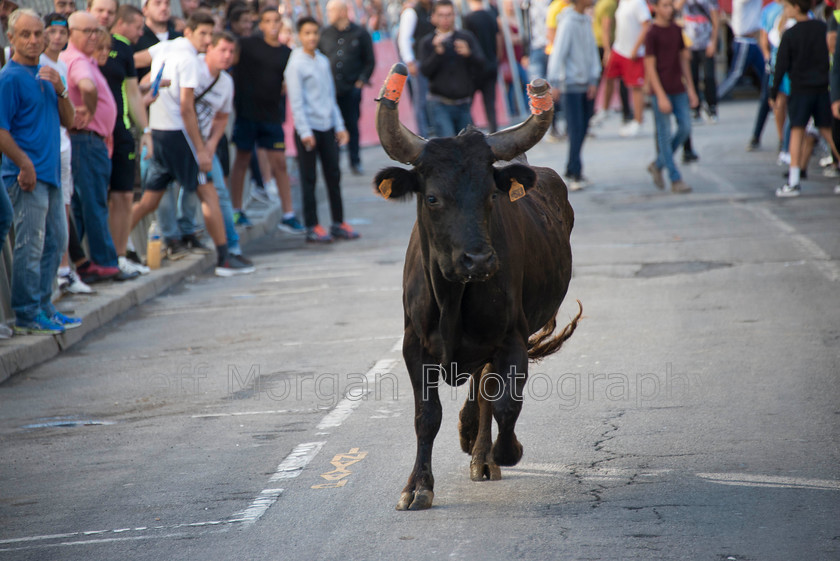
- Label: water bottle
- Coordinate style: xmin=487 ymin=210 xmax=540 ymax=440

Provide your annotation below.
xmin=146 ymin=220 xmax=162 ymax=270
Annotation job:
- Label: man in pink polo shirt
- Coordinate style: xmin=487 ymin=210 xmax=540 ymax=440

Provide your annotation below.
xmin=60 ymin=11 xmax=135 ymax=282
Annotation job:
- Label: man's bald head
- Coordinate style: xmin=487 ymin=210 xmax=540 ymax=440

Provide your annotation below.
xmin=326 ymin=0 xmax=348 ymax=27
xmin=68 ymin=10 xmax=100 ymax=54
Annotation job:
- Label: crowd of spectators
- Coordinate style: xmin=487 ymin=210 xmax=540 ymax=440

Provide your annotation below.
xmin=0 ymin=0 xmax=375 ymax=337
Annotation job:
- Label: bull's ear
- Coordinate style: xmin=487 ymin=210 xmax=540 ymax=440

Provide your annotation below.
xmin=494 ymin=164 xmax=537 ymax=202
xmin=374 ymin=167 xmax=420 ymax=200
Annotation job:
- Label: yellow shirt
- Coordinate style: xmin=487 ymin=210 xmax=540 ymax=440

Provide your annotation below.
xmin=592 ymin=0 xmax=618 ymax=49
xmin=545 ymin=0 xmax=571 ymax=54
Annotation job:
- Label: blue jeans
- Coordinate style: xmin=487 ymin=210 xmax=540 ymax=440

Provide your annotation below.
xmin=428 ymin=100 xmax=473 ymax=138
xmin=752 ymin=71 xmax=771 ymax=142
xmin=7 ymin=180 xmax=67 ymax=323
xmin=717 ymin=39 xmax=765 ymax=100
xmin=0 ymin=177 xmax=12 ymax=248
xmin=409 ymin=72 xmax=431 ymax=138
xmin=157 ymin=155 xmax=239 ymax=252
xmin=563 ymin=91 xmax=594 ymax=178
xmin=527 ymin=47 xmax=547 ymax=81
xmin=70 ymin=133 xmax=118 ymax=267
xmin=651 ymin=92 xmax=692 ymax=182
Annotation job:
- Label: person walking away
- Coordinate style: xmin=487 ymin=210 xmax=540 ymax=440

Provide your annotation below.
xmin=0 ymin=8 xmax=80 ymax=334
xmin=547 ymin=0 xmax=601 ymax=191
xmin=716 ymin=0 xmax=763 ymax=100
xmin=644 ymin=0 xmax=699 ymax=193
xmin=771 ymin=0 xmax=839 ymax=197
xmin=417 ymin=0 xmax=486 ymax=138
xmin=285 ymin=16 xmax=359 ymax=243
xmin=605 ymin=0 xmax=651 ymax=136
xmin=464 ymin=0 xmax=501 ymax=133
xmin=319 ymin=0 xmax=375 ymax=174
xmin=592 ymin=0 xmax=632 ymax=125
xmin=747 ymin=0 xmax=784 ymax=151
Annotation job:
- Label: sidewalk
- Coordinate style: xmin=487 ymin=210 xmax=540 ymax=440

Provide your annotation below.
xmin=0 ymin=200 xmax=286 ymax=384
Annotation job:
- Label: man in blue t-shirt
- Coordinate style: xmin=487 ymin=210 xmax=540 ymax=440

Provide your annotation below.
xmin=0 ymin=8 xmax=80 ymax=335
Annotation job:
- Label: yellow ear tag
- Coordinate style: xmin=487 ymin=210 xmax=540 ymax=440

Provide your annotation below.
xmin=509 ymin=179 xmax=526 ymax=202
xmin=378 ymin=178 xmax=393 ymax=199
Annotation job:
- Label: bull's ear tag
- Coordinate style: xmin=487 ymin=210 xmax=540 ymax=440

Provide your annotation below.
xmin=378 ymin=178 xmax=393 ymax=199
xmin=509 ymin=179 xmax=526 ymax=202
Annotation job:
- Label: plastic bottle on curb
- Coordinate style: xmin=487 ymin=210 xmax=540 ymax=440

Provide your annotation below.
xmin=146 ymin=220 xmax=162 ymax=270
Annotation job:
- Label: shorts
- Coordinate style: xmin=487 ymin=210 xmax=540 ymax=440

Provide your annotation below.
xmin=60 ymin=146 xmax=73 ymax=206
xmin=787 ymin=90 xmax=832 ymax=129
xmin=109 ymin=139 xmax=137 ymax=193
xmin=605 ymin=51 xmax=645 ymax=88
xmin=144 ymin=130 xmax=207 ymax=192
xmin=232 ymin=116 xmax=286 ymax=151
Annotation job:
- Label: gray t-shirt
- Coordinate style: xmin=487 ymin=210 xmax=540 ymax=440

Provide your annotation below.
xmin=683 ymin=0 xmax=719 ymax=50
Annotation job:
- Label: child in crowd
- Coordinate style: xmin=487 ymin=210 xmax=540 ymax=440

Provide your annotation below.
xmin=547 ymin=0 xmax=601 ymax=191
xmin=284 ymin=16 xmax=359 ymax=242
xmin=770 ymin=0 xmax=839 ymax=197
xmin=644 ymin=0 xmax=699 ymax=194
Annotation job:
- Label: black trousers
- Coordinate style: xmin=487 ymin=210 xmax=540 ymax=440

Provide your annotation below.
xmin=294 ymin=129 xmax=343 ymax=228
xmin=336 ymin=88 xmax=362 ymax=167
xmin=690 ymin=49 xmax=717 ymax=109
xmin=474 ymin=70 xmax=498 ymax=133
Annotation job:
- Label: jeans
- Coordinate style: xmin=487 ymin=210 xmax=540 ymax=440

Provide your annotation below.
xmin=7 ymin=180 xmax=67 ymax=323
xmin=337 ymin=87 xmax=362 ymax=167
xmin=690 ymin=49 xmax=717 ymax=109
xmin=294 ymin=129 xmax=343 ymax=228
xmin=651 ymin=92 xmax=692 ymax=182
xmin=428 ymin=100 xmax=473 ymax=138
xmin=717 ymin=39 xmax=765 ymax=100
xmin=0 ymin=177 xmax=12 ymax=248
xmin=158 ymin=155 xmax=239 ymax=252
xmin=563 ymin=91 xmax=595 ymax=178
xmin=505 ymin=62 xmax=529 ymax=116
xmin=527 ymin=47 xmax=547 ymax=81
xmin=70 ymin=133 xmax=118 ymax=267
xmin=409 ymin=72 xmax=431 ymax=138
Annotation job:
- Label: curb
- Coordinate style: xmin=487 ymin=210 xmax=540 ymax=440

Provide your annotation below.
xmin=0 ymin=204 xmax=283 ymax=384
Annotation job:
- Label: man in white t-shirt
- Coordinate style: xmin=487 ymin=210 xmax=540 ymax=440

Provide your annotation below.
xmin=165 ymin=31 xmax=254 ymax=266
xmin=129 ymin=12 xmax=251 ymax=276
xmin=717 ymin=0 xmax=764 ymax=100
xmin=603 ymin=0 xmax=651 ymax=136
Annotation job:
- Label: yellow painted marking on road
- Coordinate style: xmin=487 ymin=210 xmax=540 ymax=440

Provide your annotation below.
xmin=312 ymin=448 xmax=368 ymax=489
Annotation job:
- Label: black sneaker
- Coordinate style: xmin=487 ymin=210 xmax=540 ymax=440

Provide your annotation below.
xmin=230 ymin=252 xmax=254 ymax=267
xmin=682 ymin=151 xmax=699 ymax=163
xmin=182 ymin=234 xmax=212 ymax=254
xmin=166 ymin=238 xmax=190 ymax=260
xmin=747 ymin=138 xmax=760 ymax=151
xmin=215 ymin=255 xmax=256 ymax=277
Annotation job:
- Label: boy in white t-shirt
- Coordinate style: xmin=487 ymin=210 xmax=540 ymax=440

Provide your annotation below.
xmin=603 ymin=0 xmax=651 ymax=136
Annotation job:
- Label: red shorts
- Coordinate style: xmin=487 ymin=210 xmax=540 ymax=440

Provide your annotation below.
xmin=605 ymin=51 xmax=645 ymax=88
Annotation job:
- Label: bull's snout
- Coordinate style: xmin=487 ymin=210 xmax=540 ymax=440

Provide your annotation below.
xmin=456 ymin=250 xmax=498 ymax=281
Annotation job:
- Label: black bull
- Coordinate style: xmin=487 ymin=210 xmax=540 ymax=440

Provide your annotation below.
xmin=374 ymin=63 xmax=582 ymax=511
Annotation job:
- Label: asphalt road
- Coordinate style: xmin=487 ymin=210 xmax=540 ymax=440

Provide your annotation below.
xmin=1 ymin=100 xmax=838 ymax=561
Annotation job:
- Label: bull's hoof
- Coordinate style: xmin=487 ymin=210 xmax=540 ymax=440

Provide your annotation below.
xmin=492 ymin=436 xmax=523 ymax=467
xmin=396 ymin=489 xmax=434 ymax=511
xmin=458 ymin=421 xmax=476 ymax=455
xmin=470 ymin=456 xmax=502 ymax=481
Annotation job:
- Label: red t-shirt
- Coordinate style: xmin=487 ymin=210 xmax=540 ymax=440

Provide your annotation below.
xmin=644 ymin=22 xmax=686 ymax=95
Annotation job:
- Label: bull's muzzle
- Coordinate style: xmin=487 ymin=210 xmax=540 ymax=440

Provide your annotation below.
xmin=455 ymin=250 xmax=498 ymax=282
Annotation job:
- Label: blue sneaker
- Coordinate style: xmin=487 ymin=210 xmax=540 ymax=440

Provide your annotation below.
xmin=51 ymin=312 xmax=82 ymax=330
xmin=277 ymin=215 xmax=306 ymax=235
xmin=14 ymin=312 xmax=65 ymax=335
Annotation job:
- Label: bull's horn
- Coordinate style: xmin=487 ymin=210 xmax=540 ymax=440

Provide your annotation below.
xmin=486 ymin=79 xmax=554 ymax=162
xmin=375 ymin=63 xmax=427 ymax=165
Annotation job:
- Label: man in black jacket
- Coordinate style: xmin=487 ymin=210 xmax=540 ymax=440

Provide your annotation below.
xmin=418 ymin=0 xmax=485 ymax=138
xmin=133 ymin=0 xmax=181 ymax=79
xmin=319 ymin=0 xmax=375 ymax=175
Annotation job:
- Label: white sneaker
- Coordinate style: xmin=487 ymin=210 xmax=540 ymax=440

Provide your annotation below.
xmin=119 ymin=256 xmax=150 ymax=276
xmin=776 ymin=183 xmax=801 ymax=198
xmin=590 ymin=110 xmax=608 ymax=127
xmin=819 ymin=155 xmax=834 ymax=168
xmin=249 ymin=185 xmax=272 ymax=206
xmin=777 ymin=152 xmax=791 ymax=166
xmin=834 ymin=185 xmax=840 ymax=194
xmin=619 ymin=120 xmax=641 ymax=138
xmin=61 ymin=270 xmax=95 ymax=294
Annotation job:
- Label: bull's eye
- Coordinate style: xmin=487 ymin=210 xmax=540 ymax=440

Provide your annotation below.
xmin=490 ymin=192 xmax=499 ymax=203
xmin=426 ymin=195 xmax=440 ymax=207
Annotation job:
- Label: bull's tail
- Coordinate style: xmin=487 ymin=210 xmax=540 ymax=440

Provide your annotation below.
xmin=527 ymin=300 xmax=583 ymax=361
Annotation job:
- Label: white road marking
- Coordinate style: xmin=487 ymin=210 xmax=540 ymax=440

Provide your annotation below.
xmin=316 ymin=358 xmax=399 ymax=431
xmin=191 ymin=408 xmax=322 ymax=419
xmin=697 ymin=472 xmax=840 ymax=491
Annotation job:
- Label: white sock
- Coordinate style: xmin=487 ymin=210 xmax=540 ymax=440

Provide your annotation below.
xmin=789 ymin=167 xmax=800 ymax=186
xmin=58 ymin=266 xmax=70 ymax=277
xmin=126 ymin=237 xmax=136 ymax=252
xmin=283 ymin=211 xmax=296 ymax=220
